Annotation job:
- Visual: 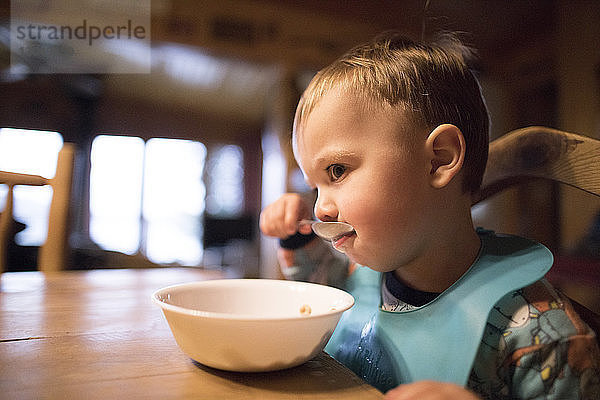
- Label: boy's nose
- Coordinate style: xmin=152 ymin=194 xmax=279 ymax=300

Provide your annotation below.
xmin=314 ymin=193 xmax=338 ymax=222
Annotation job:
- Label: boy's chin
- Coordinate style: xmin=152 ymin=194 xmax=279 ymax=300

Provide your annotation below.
xmin=366 ymin=264 xmax=398 ymax=273
xmin=347 ymin=253 xmax=392 ymax=272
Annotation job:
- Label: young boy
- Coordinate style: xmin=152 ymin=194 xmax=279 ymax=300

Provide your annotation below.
xmin=259 ymin=32 xmax=600 ymax=399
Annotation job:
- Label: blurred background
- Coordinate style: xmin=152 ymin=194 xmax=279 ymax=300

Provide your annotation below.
xmin=0 ymin=1 xmax=598 ymax=306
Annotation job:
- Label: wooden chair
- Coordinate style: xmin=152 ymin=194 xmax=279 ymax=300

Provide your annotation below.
xmin=473 ymin=126 xmax=600 ymax=335
xmin=0 ymin=143 xmax=75 ymax=273
xmin=474 ymin=126 xmax=600 ymax=203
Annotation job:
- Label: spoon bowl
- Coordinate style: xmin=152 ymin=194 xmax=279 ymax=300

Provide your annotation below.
xmin=311 ymin=221 xmax=355 ymax=241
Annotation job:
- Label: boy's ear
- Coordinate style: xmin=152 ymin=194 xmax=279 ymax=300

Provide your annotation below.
xmin=424 ymin=124 xmax=466 ymax=189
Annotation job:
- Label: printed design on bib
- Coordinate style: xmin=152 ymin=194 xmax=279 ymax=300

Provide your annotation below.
xmin=469 ymin=281 xmax=600 ymax=399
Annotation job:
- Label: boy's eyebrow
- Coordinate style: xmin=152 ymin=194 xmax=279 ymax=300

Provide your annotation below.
xmin=313 ymin=150 xmax=357 ymax=167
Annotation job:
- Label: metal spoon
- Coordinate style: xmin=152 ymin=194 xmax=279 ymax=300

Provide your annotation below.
xmin=300 ymin=220 xmax=355 ymax=241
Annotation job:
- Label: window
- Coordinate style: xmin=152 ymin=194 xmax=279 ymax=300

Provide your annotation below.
xmin=90 ymin=135 xmax=207 ymax=265
xmin=261 ymin=131 xmax=286 ymax=209
xmin=0 ymin=128 xmax=63 ymax=245
xmin=143 ymin=138 xmax=206 ymax=265
xmin=206 ymin=144 xmax=244 ymax=217
xmin=89 ymin=135 xmax=145 ymax=255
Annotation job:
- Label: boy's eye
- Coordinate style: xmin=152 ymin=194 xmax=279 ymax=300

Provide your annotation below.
xmin=327 ymin=164 xmax=346 ymax=181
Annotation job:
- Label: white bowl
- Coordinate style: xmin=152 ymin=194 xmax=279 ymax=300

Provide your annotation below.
xmin=152 ymin=279 xmax=354 ymax=372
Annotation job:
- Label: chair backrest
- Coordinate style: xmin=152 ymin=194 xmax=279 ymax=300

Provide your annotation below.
xmin=473 ymin=126 xmax=600 ymax=335
xmin=473 ymin=126 xmax=600 ymax=205
xmin=0 ymin=143 xmax=75 ymax=273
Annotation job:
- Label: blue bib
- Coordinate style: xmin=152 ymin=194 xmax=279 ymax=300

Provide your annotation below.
xmin=325 ymin=230 xmax=553 ymax=392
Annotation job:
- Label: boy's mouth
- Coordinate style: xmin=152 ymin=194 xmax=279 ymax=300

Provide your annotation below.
xmin=332 ymin=231 xmax=355 ymax=250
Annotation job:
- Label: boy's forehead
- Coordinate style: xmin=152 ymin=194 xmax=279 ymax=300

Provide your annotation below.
xmin=295 ymin=88 xmax=368 ymax=143
xmin=294 ymin=88 xmax=419 ymax=151
xmin=291 ymin=125 xmax=315 ymax=172
xmin=293 ymin=97 xmax=418 ymax=174
xmin=290 ymin=129 xmax=313 ymax=188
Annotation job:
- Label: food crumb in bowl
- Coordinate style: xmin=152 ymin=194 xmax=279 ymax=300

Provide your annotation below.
xmin=299 ymin=304 xmax=311 ymax=316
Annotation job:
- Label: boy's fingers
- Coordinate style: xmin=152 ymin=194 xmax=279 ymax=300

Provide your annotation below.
xmin=298 ymin=223 xmax=313 ymax=235
xmin=283 ymin=210 xmax=301 ymax=236
xmin=384 ymin=381 xmax=481 ymax=400
xmin=260 ymin=193 xmax=312 ymax=238
xmin=282 ymin=195 xmax=307 ymax=236
xmin=260 ymin=204 xmax=297 ymax=238
xmin=260 ymin=204 xmax=285 ymax=238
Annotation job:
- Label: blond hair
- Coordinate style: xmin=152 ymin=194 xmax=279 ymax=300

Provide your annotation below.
xmin=294 ymin=31 xmax=489 ymax=193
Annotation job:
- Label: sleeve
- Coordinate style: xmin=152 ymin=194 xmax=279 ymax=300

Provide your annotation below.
xmin=277 ymin=233 xmax=352 ymax=289
xmin=495 ymin=281 xmax=600 ymax=399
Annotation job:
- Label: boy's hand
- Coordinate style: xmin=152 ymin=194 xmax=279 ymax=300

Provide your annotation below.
xmin=384 ymin=381 xmax=481 ymax=400
xmin=259 ymin=193 xmax=313 ymax=239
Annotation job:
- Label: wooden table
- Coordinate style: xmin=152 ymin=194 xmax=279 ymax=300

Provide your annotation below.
xmin=0 ymin=268 xmax=383 ymax=399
